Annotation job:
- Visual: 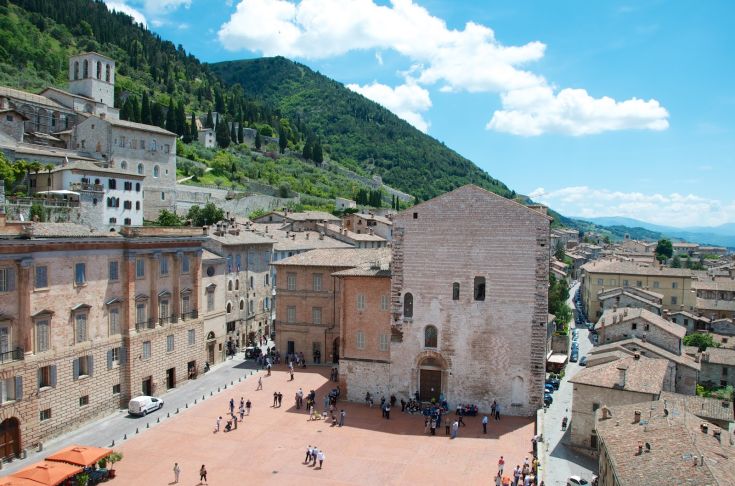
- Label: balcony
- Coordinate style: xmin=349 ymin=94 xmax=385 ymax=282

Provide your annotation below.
xmin=180 ymin=309 xmax=199 ymax=321
xmin=159 ymin=314 xmax=178 ymax=326
xmin=135 ymin=319 xmax=157 ymax=332
xmin=0 ymin=347 xmax=24 ymax=365
xmin=69 ymin=182 xmax=104 ymax=192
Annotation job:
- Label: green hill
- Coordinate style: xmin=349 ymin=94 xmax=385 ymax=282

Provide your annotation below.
xmin=210 ymin=57 xmax=513 ymax=202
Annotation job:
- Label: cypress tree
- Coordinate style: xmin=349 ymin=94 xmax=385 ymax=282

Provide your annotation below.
xmin=254 ymin=131 xmax=262 ymax=150
xmin=216 ymin=117 xmax=231 ymax=148
xmin=151 ymin=102 xmax=164 ymax=128
xmin=131 ymin=96 xmax=141 ymax=123
xmin=205 ymin=110 xmax=214 ymax=129
xmin=120 ymin=98 xmax=132 ymax=121
xmin=190 ymin=112 xmax=198 ymax=141
xmin=302 ymin=139 xmax=311 ymax=160
xmin=176 ymin=100 xmax=186 ymax=137
xmin=312 ymin=139 xmax=323 ymax=165
xmin=141 ymin=91 xmax=151 ymax=124
xmin=237 ymin=121 xmax=244 ymax=144
xmin=230 ymin=121 xmax=237 ymax=144
xmin=165 ymin=98 xmax=176 ymax=133
xmin=278 ymin=125 xmax=287 ymax=154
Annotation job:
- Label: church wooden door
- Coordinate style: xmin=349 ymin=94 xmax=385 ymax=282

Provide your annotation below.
xmin=0 ymin=418 xmax=20 ymax=460
xmin=419 ymin=369 xmax=441 ymax=401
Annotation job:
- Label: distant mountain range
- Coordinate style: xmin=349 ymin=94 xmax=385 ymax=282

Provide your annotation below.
xmin=574 ymin=216 xmax=735 ymax=249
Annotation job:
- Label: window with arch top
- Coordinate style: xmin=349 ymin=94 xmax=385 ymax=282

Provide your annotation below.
xmin=474 ymin=277 xmax=486 ymax=301
xmin=424 ymin=325 xmax=438 ymax=348
xmin=137 ymin=163 xmax=144 ymax=175
xmin=452 ymin=282 xmax=460 ymax=300
xmin=403 ymin=292 xmax=413 ymax=318
xmin=153 ymin=165 xmax=160 ymax=178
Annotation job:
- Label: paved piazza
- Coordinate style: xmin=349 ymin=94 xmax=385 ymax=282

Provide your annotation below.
xmin=113 ymin=367 xmax=534 ymax=485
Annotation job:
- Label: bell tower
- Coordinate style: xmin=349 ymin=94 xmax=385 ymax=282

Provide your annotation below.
xmin=68 ymin=52 xmax=115 ymax=108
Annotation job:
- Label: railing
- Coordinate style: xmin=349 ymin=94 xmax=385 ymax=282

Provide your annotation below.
xmin=0 ymin=347 xmax=24 ymax=364
xmin=180 ymin=309 xmax=199 ymax=321
xmin=135 ymin=319 xmax=157 ymax=332
xmin=69 ymin=182 xmax=105 ymax=192
xmin=3 ymin=197 xmax=80 ymax=208
xmin=159 ymin=314 xmax=178 ymax=326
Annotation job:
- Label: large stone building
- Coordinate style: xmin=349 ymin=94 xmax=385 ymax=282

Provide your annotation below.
xmin=581 ymin=260 xmax=695 ymax=319
xmin=0 ymin=219 xmax=206 ymax=460
xmin=692 ymin=278 xmax=735 ymax=320
xmin=568 ymin=354 xmax=671 ymax=453
xmin=698 ymin=347 xmax=735 ymax=389
xmin=597 ymin=286 xmax=663 ymax=315
xmin=595 ymin=308 xmax=685 ymax=355
xmin=388 ymin=185 xmax=550 ymax=416
xmin=0 ymin=52 xmax=177 ymax=220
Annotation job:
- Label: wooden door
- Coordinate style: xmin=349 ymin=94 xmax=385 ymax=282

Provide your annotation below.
xmin=0 ymin=418 xmax=20 ymax=460
xmin=420 ymin=369 xmax=442 ymax=401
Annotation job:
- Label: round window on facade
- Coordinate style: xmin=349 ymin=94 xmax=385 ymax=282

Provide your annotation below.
xmin=206 ymin=266 xmax=215 ymax=277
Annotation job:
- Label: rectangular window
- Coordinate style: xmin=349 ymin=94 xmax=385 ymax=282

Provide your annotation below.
xmin=108 ymin=261 xmax=119 ymax=281
xmin=379 ymin=334 xmax=389 ymax=352
xmin=136 ymin=303 xmax=146 ymax=325
xmin=380 ymin=295 xmax=389 ymax=311
xmin=110 ymin=347 xmax=120 ymax=368
xmin=312 ymin=273 xmax=322 ymax=291
xmin=596 ymin=278 xmax=604 ymax=286
xmin=265 ymin=274 xmax=270 ymax=286
xmin=142 ymin=341 xmax=151 ymax=359
xmin=357 ymin=294 xmax=366 ymax=311
xmin=159 ymin=300 xmax=170 ymax=321
xmin=136 ymin=258 xmax=145 ymax=278
xmin=0 ymin=267 xmax=16 ymax=292
xmin=592 ymin=403 xmax=600 ymax=412
xmin=79 ymin=395 xmax=89 ymax=407
xmin=77 ymin=355 xmax=92 ymax=377
xmin=182 ymin=255 xmax=190 ymax=274
xmin=109 ymin=307 xmax=120 ymax=335
xmin=672 ymin=282 xmax=678 ymax=289
xmin=312 ymin=307 xmax=322 ymax=325
xmin=74 ymin=263 xmax=86 ymax=286
xmin=356 ymin=331 xmax=365 ymax=350
xmin=671 ymin=296 xmax=678 ymax=305
xmin=40 ymin=409 xmax=51 ymax=421
xmin=188 ymin=329 xmax=196 ymax=346
xmin=0 ymin=377 xmax=20 ymax=403
xmin=287 ymin=273 xmax=297 ymax=291
xmin=38 ymin=365 xmax=55 ymax=389
xmin=249 ymin=300 xmax=254 ymax=314
xmin=287 ymin=306 xmax=296 ymax=323
xmin=632 ymin=323 xmax=637 ymax=330
xmin=75 ymin=313 xmax=88 ymax=342
xmin=653 ymin=281 xmax=660 ymax=289
xmin=35 ymin=266 xmax=48 ymax=289
xmin=207 ymin=291 xmax=214 ymax=312
xmin=36 ymin=319 xmax=49 ymax=352
xmin=622 ymin=280 xmax=629 ymax=287
xmin=235 ymin=254 xmax=242 ymax=271
xmin=159 ymin=256 xmax=169 ymax=276
xmin=181 ymin=295 xmax=190 ymax=315
xmin=112 ymin=384 xmax=121 ymax=395
xmin=636 ymin=281 xmax=642 ymax=287
xmin=166 ymin=334 xmax=174 ymax=352
xmin=474 ymin=276 xmax=486 ymax=301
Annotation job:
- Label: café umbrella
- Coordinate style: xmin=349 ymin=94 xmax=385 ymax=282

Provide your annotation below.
xmin=46 ymin=445 xmax=112 ymax=467
xmin=10 ymin=460 xmax=82 ymax=486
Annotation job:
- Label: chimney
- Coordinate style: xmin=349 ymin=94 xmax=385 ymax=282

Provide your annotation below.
xmin=617 ymin=365 xmax=627 ymax=387
xmin=633 ymin=353 xmax=640 ymax=360
xmin=634 ymin=410 xmax=641 ymax=423
xmin=100 ymin=112 xmax=106 ymax=120
xmin=319 ymin=233 xmax=324 ymax=240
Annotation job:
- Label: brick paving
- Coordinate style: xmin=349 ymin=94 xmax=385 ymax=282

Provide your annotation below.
xmin=112 ymin=367 xmax=534 ymax=485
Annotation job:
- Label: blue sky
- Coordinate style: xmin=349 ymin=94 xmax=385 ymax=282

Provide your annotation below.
xmin=106 ymin=0 xmax=735 ymax=228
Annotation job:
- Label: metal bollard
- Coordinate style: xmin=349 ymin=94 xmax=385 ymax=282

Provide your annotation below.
xmin=136 ymin=428 xmax=139 ymax=434
xmin=110 ymin=440 xmax=115 ymax=447
xmin=167 ymin=412 xmax=170 ymax=418
xmin=146 ymin=422 xmax=150 ymax=428
xmin=124 ymin=434 xmax=127 ymax=440
xmin=157 ymin=417 xmax=160 ymax=423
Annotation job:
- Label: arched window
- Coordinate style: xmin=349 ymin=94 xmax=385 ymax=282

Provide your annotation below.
xmin=153 ymin=165 xmax=160 ymax=178
xmin=235 ymin=279 xmax=239 ymax=290
xmin=226 ymin=302 xmax=232 ymax=313
xmin=137 ymin=163 xmax=144 ymax=175
xmin=96 ymin=61 xmax=102 ymax=79
xmin=105 ymin=64 xmax=111 ymax=82
xmin=228 ymin=281 xmax=233 ymax=291
xmin=474 ymin=276 xmax=486 ymax=301
xmin=403 ymin=292 xmax=413 ymax=318
xmin=151 ymin=139 xmax=157 ymax=151
xmin=239 ymin=299 xmax=244 ymax=310
xmin=74 ymin=61 xmax=80 ymax=80
xmin=424 ymin=325 xmax=438 ymax=348
xmin=135 ymin=182 xmax=141 ymax=192
xmin=120 ymin=161 xmax=128 ymax=170
xmin=83 ymin=59 xmax=89 ymax=78
xmin=452 ymin=282 xmax=460 ymax=300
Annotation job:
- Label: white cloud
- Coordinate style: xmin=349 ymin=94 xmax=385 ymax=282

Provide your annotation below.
xmin=530 ymin=186 xmax=735 ymax=227
xmin=375 ymin=51 xmax=383 ymax=66
xmin=105 ymin=1 xmax=147 ymax=26
xmin=141 ymin=0 xmax=191 ymax=14
xmin=487 ymin=86 xmax=669 ymax=136
xmin=347 ymin=81 xmax=431 ymax=132
xmin=218 ymin=0 xmax=669 ymax=136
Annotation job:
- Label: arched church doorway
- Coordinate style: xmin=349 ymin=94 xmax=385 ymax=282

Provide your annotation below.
xmin=0 ymin=417 xmax=21 ymax=460
xmin=419 ymin=356 xmax=443 ymax=402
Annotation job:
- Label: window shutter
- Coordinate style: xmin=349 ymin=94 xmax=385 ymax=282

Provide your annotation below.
xmin=50 ymin=365 xmax=57 ymax=387
xmin=120 ymin=347 xmax=127 ymax=365
xmin=107 ymin=350 xmax=113 ymax=370
xmin=37 ymin=368 xmax=42 ymax=389
xmin=7 ymin=267 xmax=16 ymax=291
xmin=73 ymin=358 xmax=79 ymax=380
xmin=15 ymin=376 xmax=22 ymax=400
xmin=88 ymin=355 xmax=94 ymax=376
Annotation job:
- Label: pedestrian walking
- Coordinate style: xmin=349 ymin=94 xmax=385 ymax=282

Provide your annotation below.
xmin=173 ymin=462 xmax=180 ymax=483
xmin=214 ymin=416 xmax=221 ymax=433
xmin=199 ymin=464 xmax=208 ymax=485
xmin=430 ymin=417 xmax=437 ymax=435
xmin=498 ymin=456 xmax=505 ymax=474
xmin=458 ymin=414 xmax=465 ymax=427
xmin=495 ymin=403 xmax=501 ymax=421
xmin=491 ymin=400 xmax=497 ymax=417
xmin=304 ymin=445 xmax=312 ymax=464
xmin=290 ymin=368 xmax=294 ymax=381
xmin=482 ymin=415 xmax=489 ymax=434
xmin=277 ymin=392 xmax=283 ymax=407
xmin=256 ymin=376 xmax=263 ymax=390
xmin=385 ymin=404 xmax=391 ymax=419
xmin=495 ymin=471 xmax=502 ymax=486
xmin=317 ymin=449 xmax=325 ymax=469
xmin=451 ymin=420 xmax=459 ymax=439
xmin=311 ymin=448 xmax=318 ymax=466
xmin=229 ymin=398 xmax=234 ymax=415
xmin=239 ymin=403 xmax=245 ymax=420
xmin=246 ymin=398 xmax=252 ymax=415
xmin=339 ymin=409 xmax=345 ymax=426
xmin=273 ymin=392 xmax=278 ymax=407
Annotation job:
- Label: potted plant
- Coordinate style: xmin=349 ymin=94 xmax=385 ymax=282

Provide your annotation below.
xmin=75 ymin=472 xmax=89 ymax=486
xmin=107 ymin=451 xmax=123 ymax=479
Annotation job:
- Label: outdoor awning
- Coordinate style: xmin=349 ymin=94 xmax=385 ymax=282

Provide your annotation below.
xmin=0 ymin=477 xmax=46 ymax=486
xmin=46 ymin=445 xmax=112 ymax=467
xmin=10 ymin=461 xmax=82 ymax=486
xmin=547 ymin=354 xmax=568 ymax=364
xmin=35 ymin=190 xmax=80 ymax=196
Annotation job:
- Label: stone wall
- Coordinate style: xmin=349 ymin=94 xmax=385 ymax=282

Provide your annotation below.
xmin=599 ymin=317 xmax=681 ymax=355
xmin=339 ymin=359 xmax=390 ymax=403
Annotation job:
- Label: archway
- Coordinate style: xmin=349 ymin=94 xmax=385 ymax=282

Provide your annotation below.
xmin=417 ymin=354 xmax=448 ymax=402
xmin=206 ymin=331 xmax=216 ymax=363
xmin=511 ymin=376 xmax=526 ymax=406
xmin=0 ymin=417 xmax=20 ymax=460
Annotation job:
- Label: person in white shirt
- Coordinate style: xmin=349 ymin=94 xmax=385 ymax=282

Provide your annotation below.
xmin=317 ymin=450 xmax=325 ymax=469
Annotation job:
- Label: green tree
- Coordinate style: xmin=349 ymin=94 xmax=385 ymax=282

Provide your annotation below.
xmin=187 ymin=202 xmax=224 ymax=226
xmin=238 ymin=120 xmax=244 ymax=144
xmin=165 ymin=98 xmax=176 ymax=133
xmin=230 ymin=121 xmax=237 ymax=143
xmin=312 ymin=139 xmax=323 ymax=165
xmin=683 ymin=333 xmax=720 ymax=351
xmin=155 ymin=209 xmax=182 ymax=226
xmin=120 ymin=98 xmax=132 ymax=121
xmin=130 ymin=96 xmax=141 ymax=123
xmin=140 ymin=91 xmax=151 ymax=125
xmin=254 ymin=131 xmax=262 ymax=150
xmin=278 ymin=182 xmax=291 ymax=198
xmin=176 ymin=100 xmax=187 ymax=137
xmin=151 ymin=102 xmax=164 ymax=128
xmin=278 ymin=125 xmax=287 ymax=154
xmin=655 ymin=239 xmax=673 ymax=262
xmin=216 ymin=117 xmax=231 ymax=148
xmin=671 ymin=255 xmax=682 ymax=268
xmin=29 ymin=203 xmax=45 ymax=222
xmin=302 ymin=139 xmax=312 ymax=160
xmin=205 ymin=110 xmax=214 ymax=129
xmin=554 ymin=240 xmax=566 ymax=261
xmin=27 ymin=161 xmax=42 ymax=194
xmin=189 ymin=112 xmax=198 ymax=141
xmin=0 ymin=153 xmax=19 ymax=191
xmin=554 ymin=303 xmax=573 ymax=330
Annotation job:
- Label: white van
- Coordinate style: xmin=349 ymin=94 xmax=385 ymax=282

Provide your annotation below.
xmin=128 ymin=395 xmax=164 ymax=416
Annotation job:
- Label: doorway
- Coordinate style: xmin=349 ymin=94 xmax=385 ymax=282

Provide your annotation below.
xmin=0 ymin=418 xmax=20 ymax=460
xmin=419 ymin=369 xmax=442 ymax=401
xmin=142 ymin=376 xmax=152 ymax=396
xmin=166 ymin=368 xmax=175 ymax=389
xmin=207 ymin=342 xmax=215 ymax=364
xmin=332 ymin=337 xmax=340 ymax=364
xmin=287 ymin=340 xmax=295 ymax=355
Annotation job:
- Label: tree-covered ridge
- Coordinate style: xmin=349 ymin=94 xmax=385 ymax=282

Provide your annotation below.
xmin=210 ymin=57 xmax=513 ymax=202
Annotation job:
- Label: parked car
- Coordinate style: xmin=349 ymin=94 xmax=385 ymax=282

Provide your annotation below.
xmin=567 ymin=476 xmax=589 ymax=486
xmin=545 ymin=377 xmax=560 ymax=390
xmin=544 ymin=384 xmax=555 ymax=394
xmin=579 ymin=356 xmax=588 ymax=366
xmin=570 ymin=353 xmax=579 ymax=363
xmin=245 ymin=346 xmax=262 ymax=359
xmin=544 ymin=393 xmax=553 ymax=406
xmin=128 ymin=396 xmax=164 ymax=416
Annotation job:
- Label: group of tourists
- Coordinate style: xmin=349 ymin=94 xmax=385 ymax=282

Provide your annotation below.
xmin=215 ymin=397 xmax=252 ymax=433
xmin=495 ymin=455 xmax=541 ymax=486
xmin=303 ymin=445 xmax=326 ymax=469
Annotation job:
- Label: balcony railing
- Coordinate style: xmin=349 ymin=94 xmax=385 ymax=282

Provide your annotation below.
xmin=180 ymin=309 xmax=199 ymax=321
xmin=69 ymin=182 xmax=105 ymax=192
xmin=135 ymin=319 xmax=157 ymax=332
xmin=0 ymin=347 xmax=24 ymax=364
xmin=159 ymin=314 xmax=178 ymax=326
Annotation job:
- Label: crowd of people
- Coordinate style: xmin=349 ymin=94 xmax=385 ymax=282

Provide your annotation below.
xmin=495 ymin=455 xmax=542 ymax=486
